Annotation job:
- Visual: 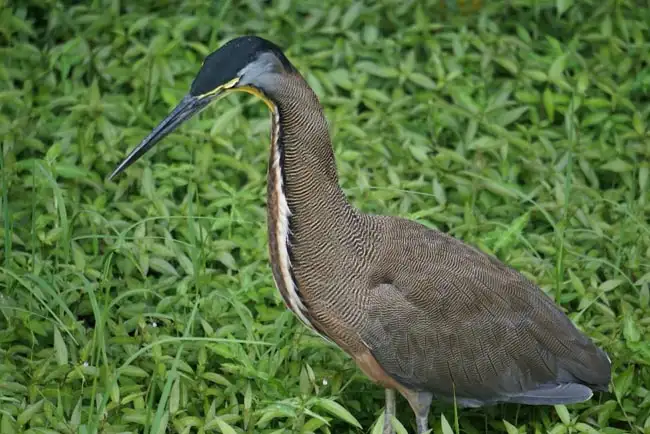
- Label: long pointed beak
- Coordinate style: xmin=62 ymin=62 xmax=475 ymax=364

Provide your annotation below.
xmin=108 ymin=94 xmax=212 ymax=180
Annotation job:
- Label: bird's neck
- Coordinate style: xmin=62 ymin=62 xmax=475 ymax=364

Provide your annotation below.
xmin=263 ymin=74 xmax=356 ymax=330
xmin=266 ymin=74 xmax=352 ymax=223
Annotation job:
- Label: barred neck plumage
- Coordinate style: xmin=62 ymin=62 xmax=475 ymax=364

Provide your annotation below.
xmin=266 ymin=73 xmax=353 ymax=224
xmin=263 ymin=72 xmax=357 ymax=331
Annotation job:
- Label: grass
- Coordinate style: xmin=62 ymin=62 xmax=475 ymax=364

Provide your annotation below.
xmin=1 ymin=0 xmax=649 ymax=433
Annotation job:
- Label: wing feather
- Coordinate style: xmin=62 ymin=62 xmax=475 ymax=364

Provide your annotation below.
xmin=360 ymin=217 xmax=610 ymax=405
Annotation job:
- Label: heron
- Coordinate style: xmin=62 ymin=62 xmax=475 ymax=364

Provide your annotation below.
xmin=109 ymin=36 xmax=611 ymax=433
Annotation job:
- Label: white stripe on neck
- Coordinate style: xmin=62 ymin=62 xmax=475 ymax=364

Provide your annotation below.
xmin=269 ymin=107 xmax=313 ymax=330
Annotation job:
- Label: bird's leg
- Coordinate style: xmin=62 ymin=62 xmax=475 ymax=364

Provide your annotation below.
xmin=383 ymin=388 xmax=396 ymax=434
xmin=408 ymin=391 xmax=433 ymax=434
xmin=415 ymin=412 xmax=429 ymax=434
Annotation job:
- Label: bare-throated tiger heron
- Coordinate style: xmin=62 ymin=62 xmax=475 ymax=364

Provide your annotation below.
xmin=109 ymin=36 xmax=611 ymax=433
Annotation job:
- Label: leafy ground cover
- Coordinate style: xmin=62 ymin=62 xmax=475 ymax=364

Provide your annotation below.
xmin=1 ymin=0 xmax=649 ymax=433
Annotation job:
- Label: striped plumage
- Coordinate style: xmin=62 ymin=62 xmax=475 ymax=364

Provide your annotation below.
xmin=265 ymin=68 xmax=610 ymax=409
xmin=110 ymin=36 xmax=611 ymax=434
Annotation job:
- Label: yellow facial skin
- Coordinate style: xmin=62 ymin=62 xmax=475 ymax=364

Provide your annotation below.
xmin=198 ymin=77 xmax=276 ymax=113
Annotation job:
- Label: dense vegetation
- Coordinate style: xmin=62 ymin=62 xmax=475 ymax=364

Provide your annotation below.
xmin=1 ymin=0 xmax=649 ymax=433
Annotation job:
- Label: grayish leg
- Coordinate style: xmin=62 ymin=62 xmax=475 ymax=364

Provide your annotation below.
xmin=383 ymin=388 xmax=396 ymax=434
xmin=412 ymin=391 xmax=433 ymax=434
xmin=416 ymin=413 xmax=429 ymax=434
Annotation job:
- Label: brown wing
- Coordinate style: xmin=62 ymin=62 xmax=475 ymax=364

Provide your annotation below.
xmin=359 ymin=217 xmax=610 ymax=406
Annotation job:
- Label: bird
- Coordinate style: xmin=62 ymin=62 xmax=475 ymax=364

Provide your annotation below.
xmin=109 ymin=36 xmax=611 ymax=434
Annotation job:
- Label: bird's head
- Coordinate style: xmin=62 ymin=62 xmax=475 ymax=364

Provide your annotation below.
xmin=109 ymin=35 xmax=294 ymax=179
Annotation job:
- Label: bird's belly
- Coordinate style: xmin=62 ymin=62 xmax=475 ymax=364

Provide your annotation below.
xmin=293 ymin=270 xmax=370 ymax=348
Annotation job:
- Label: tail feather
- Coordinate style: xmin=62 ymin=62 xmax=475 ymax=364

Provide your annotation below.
xmin=506 ymin=383 xmax=594 ymax=405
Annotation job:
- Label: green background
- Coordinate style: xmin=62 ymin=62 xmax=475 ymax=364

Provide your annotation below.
xmin=1 ymin=0 xmax=649 ymax=433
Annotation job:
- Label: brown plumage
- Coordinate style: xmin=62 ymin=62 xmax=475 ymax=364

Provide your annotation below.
xmin=110 ymin=36 xmax=611 ymax=434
